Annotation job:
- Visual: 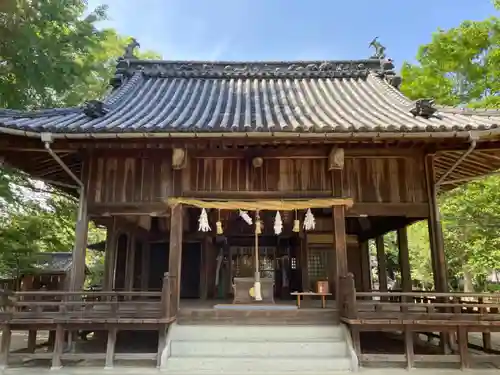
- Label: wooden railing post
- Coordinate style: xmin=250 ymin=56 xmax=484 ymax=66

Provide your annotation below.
xmin=161 ymin=272 xmax=171 ymax=319
xmin=340 ymin=273 xmax=357 ymax=319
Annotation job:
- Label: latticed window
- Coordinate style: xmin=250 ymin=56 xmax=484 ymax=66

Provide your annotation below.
xmin=308 ymin=250 xmax=327 ymax=281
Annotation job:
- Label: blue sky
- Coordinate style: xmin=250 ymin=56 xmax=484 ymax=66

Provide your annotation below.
xmin=87 ymin=0 xmax=497 ymax=68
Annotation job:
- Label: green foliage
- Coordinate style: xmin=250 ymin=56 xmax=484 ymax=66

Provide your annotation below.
xmin=400 ymin=6 xmax=500 ymax=108
xmin=0 ymin=0 xmax=108 ymax=109
xmin=440 ymin=176 xmax=500 ymax=291
xmin=0 ymin=1 xmax=160 ymax=109
xmin=397 ymin=3 xmax=500 ymax=292
xmin=0 ymin=1 xmax=160 ymax=286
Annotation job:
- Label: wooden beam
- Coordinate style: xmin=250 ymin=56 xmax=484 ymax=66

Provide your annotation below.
xmin=168 ymin=204 xmax=183 ymax=315
xmin=375 ymin=236 xmax=388 ymax=292
xmin=181 ymin=190 xmax=334 ymax=199
xmin=347 ymin=203 xmax=429 ymax=218
xmin=191 ymin=147 xmax=423 ymax=159
xmin=88 ymin=202 xmax=168 ymax=216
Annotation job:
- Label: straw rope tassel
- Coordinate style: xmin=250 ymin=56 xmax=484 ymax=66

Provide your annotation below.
xmin=292 ymin=209 xmax=300 ymax=233
xmin=216 ymin=209 xmax=223 ymax=234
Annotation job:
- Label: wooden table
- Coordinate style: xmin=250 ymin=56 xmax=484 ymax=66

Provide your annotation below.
xmin=291 ymin=292 xmax=332 ymax=308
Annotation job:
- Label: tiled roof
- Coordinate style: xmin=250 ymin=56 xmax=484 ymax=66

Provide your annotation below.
xmin=1 ymin=59 xmax=500 ymax=136
xmin=32 ymin=252 xmax=74 ymax=273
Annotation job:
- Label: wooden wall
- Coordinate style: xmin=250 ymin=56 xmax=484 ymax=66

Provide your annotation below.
xmin=85 ymin=153 xmax=177 ymax=204
xmin=84 ymin=150 xmax=427 ymax=207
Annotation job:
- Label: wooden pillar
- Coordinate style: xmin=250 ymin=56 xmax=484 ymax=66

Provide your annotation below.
xmin=333 ymin=206 xmax=348 ymax=302
xmin=104 ymin=328 xmax=117 ymax=369
xmin=0 ymin=325 xmax=11 ymax=369
xmin=360 ymin=240 xmax=371 ymax=292
xmin=397 ymin=227 xmax=411 ymax=292
xmin=103 ymin=218 xmax=117 ymax=291
xmin=425 ymin=155 xmax=448 ymax=292
xmin=157 ymin=324 xmax=168 ymax=369
xmin=50 ymin=325 xmax=64 ymax=370
xmin=124 ymin=232 xmax=136 ymax=293
xmin=375 ymin=236 xmax=388 ymax=292
xmin=27 ymin=330 xmax=37 ymax=353
xmin=200 ymin=236 xmax=210 ymax=300
xmin=301 ymin=235 xmax=310 ymax=292
xmin=168 ymin=205 xmax=183 ymax=315
xmin=69 ymin=193 xmax=89 ymax=291
xmin=141 ymin=242 xmax=150 ymax=291
xmin=404 ymin=327 xmax=414 ymax=369
xmin=329 ymin=147 xmax=347 ymax=303
xmin=457 ymin=326 xmax=469 ymax=369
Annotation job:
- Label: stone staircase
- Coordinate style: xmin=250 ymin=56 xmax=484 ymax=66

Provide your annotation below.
xmin=160 ymin=323 xmax=356 ymax=374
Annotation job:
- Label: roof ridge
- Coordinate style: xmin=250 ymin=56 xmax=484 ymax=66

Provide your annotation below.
xmin=0 ymin=107 xmax=81 ymax=119
xmin=110 ymin=59 xmax=392 ymax=82
xmin=436 ymin=106 xmax=500 ymax=116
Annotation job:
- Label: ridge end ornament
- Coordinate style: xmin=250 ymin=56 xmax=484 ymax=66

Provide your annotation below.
xmin=369 ymin=37 xmax=386 ymax=59
xmin=123 ymin=38 xmax=140 ymax=60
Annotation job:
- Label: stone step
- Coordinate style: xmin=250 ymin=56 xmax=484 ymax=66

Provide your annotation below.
xmin=170 ymin=340 xmax=348 ymax=358
xmin=163 ymin=357 xmax=352 ymax=373
xmin=169 ymin=324 xmax=344 ymax=341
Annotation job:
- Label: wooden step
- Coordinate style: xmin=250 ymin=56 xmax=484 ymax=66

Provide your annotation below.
xmin=176 ymin=307 xmax=339 ymax=325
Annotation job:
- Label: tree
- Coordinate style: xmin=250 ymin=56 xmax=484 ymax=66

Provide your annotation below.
xmin=0 ymin=1 xmax=160 ymax=284
xmin=0 ymin=0 xmax=110 ymax=109
xmin=400 ymin=1 xmax=500 ymax=291
xmin=440 ymin=177 xmax=500 ymax=291
xmin=400 ymin=1 xmax=500 ymax=108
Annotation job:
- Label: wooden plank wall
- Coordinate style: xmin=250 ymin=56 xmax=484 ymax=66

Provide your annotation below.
xmin=85 ymin=153 xmax=176 ymax=204
xmin=191 ymin=157 xmax=426 ymax=203
xmin=84 ymin=152 xmax=427 ymax=205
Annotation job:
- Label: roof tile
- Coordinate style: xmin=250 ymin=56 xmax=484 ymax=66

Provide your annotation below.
xmin=1 ymin=59 xmax=499 ymax=135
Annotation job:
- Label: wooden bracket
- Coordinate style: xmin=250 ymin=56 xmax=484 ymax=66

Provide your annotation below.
xmin=328 ymin=147 xmax=344 ymax=170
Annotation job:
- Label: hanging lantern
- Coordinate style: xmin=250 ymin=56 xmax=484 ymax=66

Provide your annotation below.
xmin=239 ymin=210 xmax=253 ymax=225
xmin=292 ymin=210 xmax=300 ymax=233
xmin=216 ymin=209 xmax=223 ymax=234
xmin=274 ymin=211 xmax=283 ymax=235
xmin=303 ymin=208 xmax=316 ymax=231
xmin=198 ymin=208 xmax=211 ymax=232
